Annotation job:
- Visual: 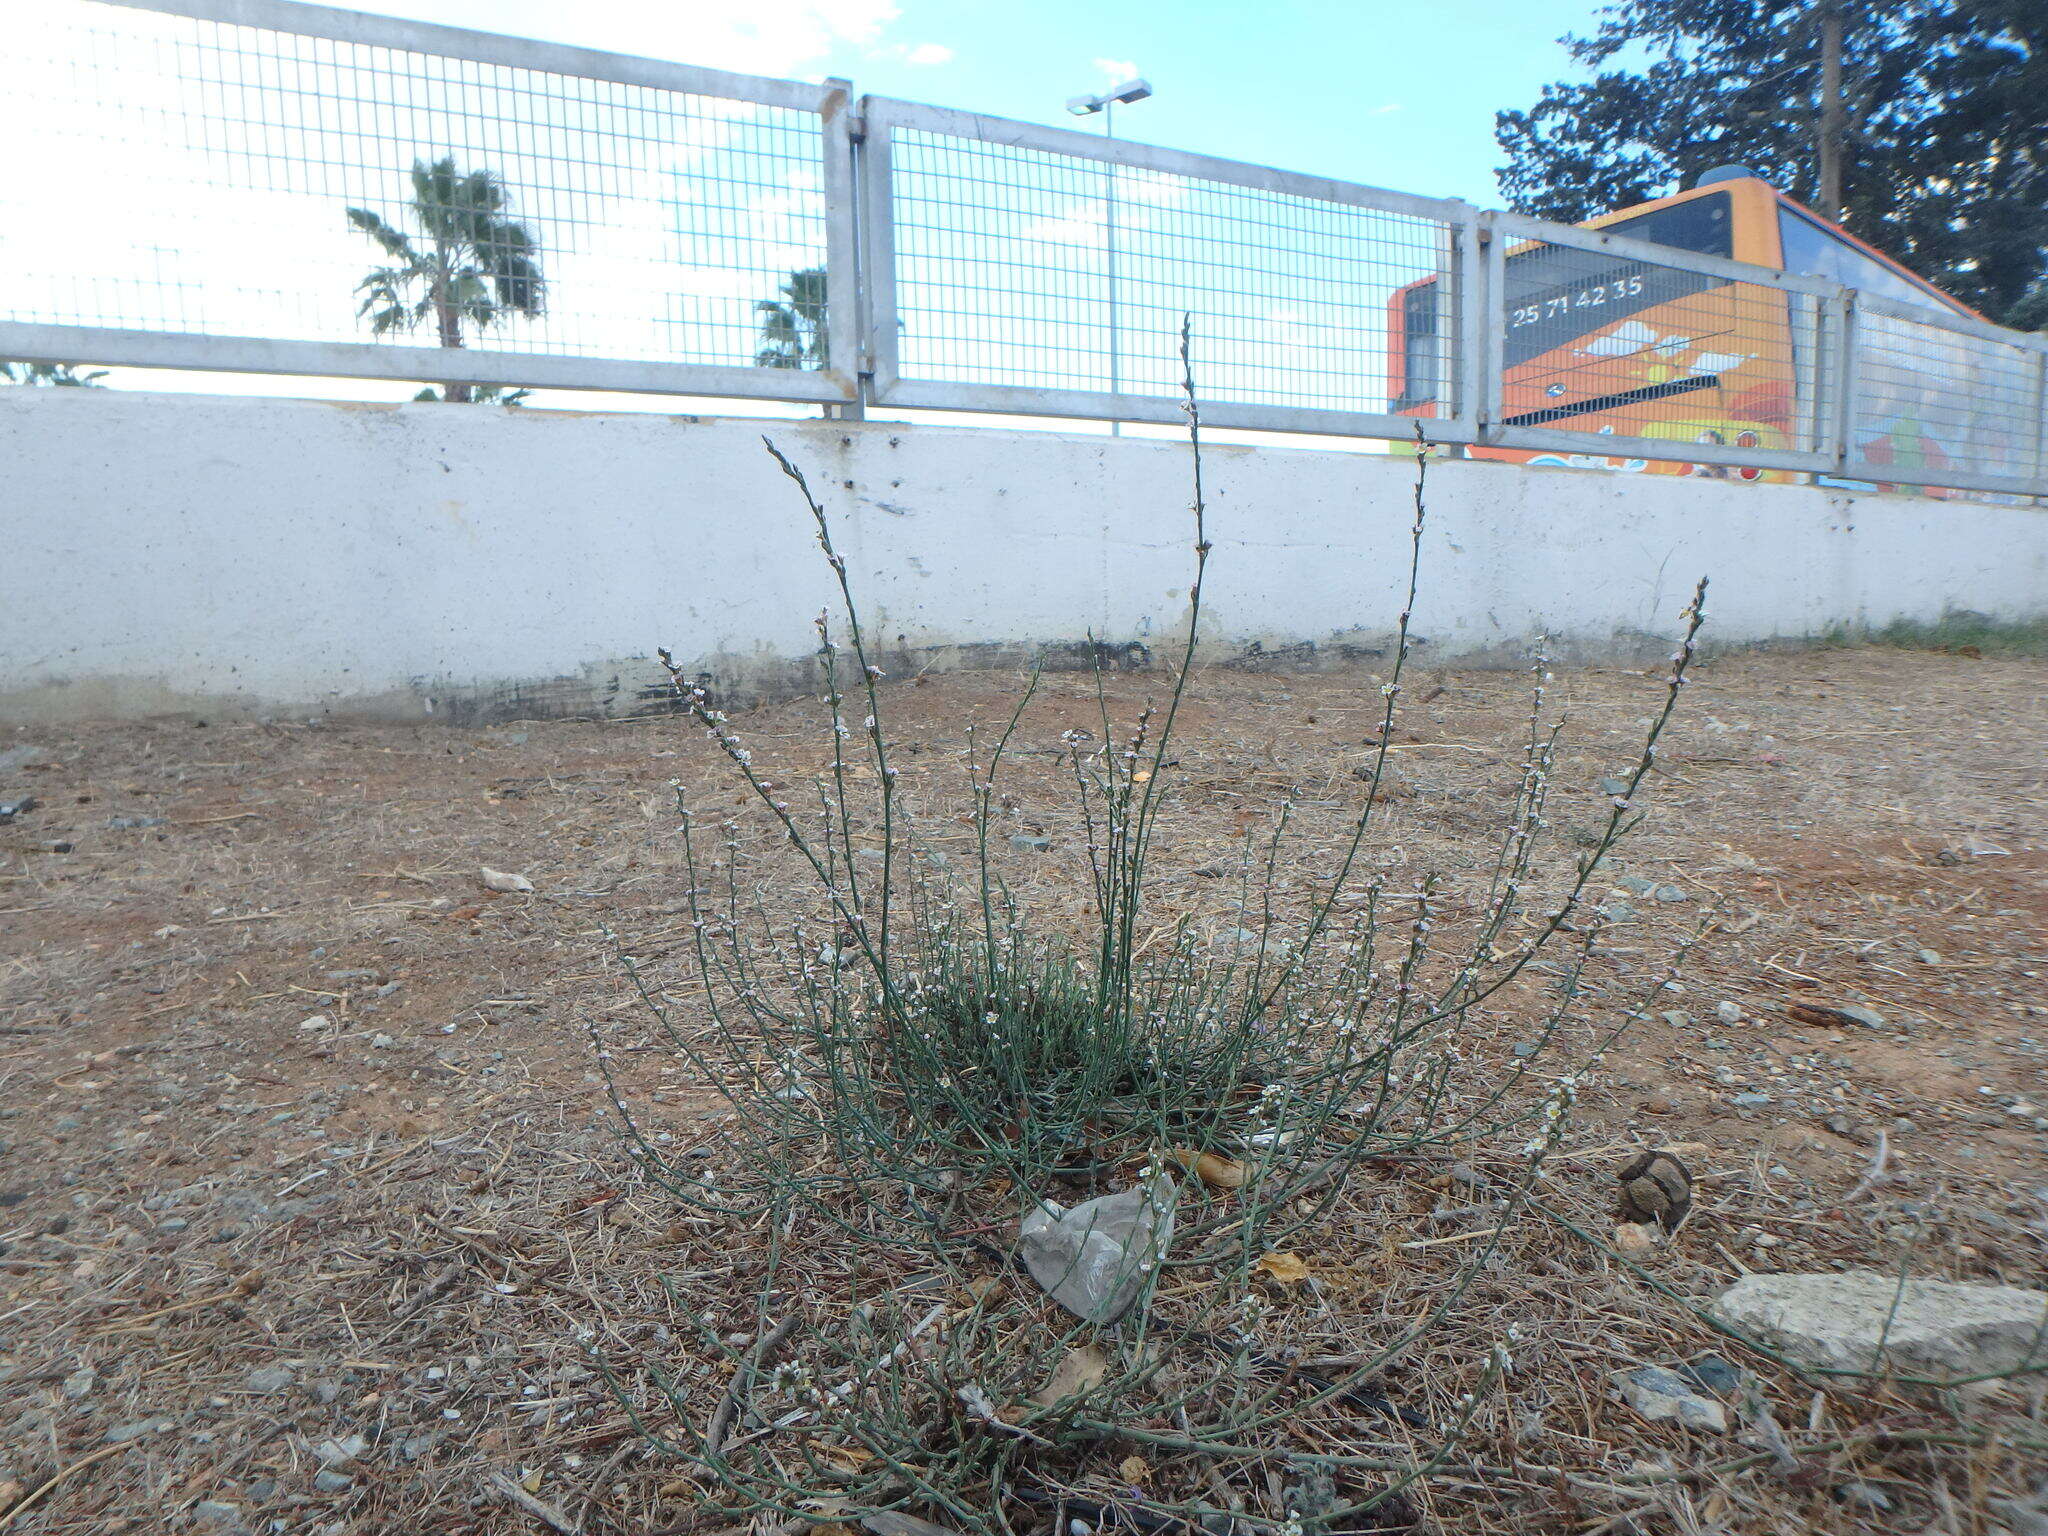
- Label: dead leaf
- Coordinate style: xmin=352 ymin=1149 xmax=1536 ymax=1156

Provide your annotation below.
xmin=1119 ymin=1454 xmax=1152 ymax=1486
xmin=806 ymin=1438 xmax=875 ymax=1471
xmin=961 ymin=1275 xmax=1003 ymax=1303
xmin=479 ymin=866 xmax=533 ymax=894
xmin=1166 ymin=1147 xmax=1247 ymax=1190
xmin=1785 ymin=1001 xmax=1865 ymax=1029
xmin=1032 ymin=1343 xmax=1108 ymax=1405
xmin=1253 ymin=1250 xmax=1310 ymax=1285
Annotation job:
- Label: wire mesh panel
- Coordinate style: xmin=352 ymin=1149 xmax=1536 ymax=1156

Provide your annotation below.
xmin=0 ymin=0 xmax=853 ymax=398
xmin=1483 ymin=220 xmax=1835 ymax=475
xmin=864 ymin=99 xmax=1474 ymax=437
xmin=1843 ymin=300 xmax=2046 ymax=495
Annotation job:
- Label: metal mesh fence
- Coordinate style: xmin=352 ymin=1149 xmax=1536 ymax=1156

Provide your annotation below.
xmin=884 ymin=124 xmax=1460 ymax=420
xmin=1491 ymin=233 xmax=1830 ymax=466
xmin=3 ymin=0 xmax=2043 ymax=496
xmin=3 ymin=0 xmax=835 ymax=376
xmin=1845 ymin=305 xmax=2045 ymax=491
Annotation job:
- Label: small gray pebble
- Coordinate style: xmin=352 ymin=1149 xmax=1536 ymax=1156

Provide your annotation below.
xmin=1007 ymin=833 xmax=1052 ymax=852
xmin=311 ymin=1469 xmax=354 ymax=1494
xmin=246 ymin=1364 xmax=295 ymax=1394
xmin=105 ymin=1417 xmax=173 ymax=1443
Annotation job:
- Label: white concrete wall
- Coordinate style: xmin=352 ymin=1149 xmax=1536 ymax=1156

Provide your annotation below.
xmin=3 ymin=387 xmax=2043 ymax=722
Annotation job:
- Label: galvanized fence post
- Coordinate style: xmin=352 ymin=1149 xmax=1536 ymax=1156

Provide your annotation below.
xmin=856 ymin=98 xmax=901 ymax=409
xmin=822 ymin=77 xmax=865 ymax=421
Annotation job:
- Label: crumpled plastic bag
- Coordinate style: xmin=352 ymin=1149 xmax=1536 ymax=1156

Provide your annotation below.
xmin=1017 ymin=1172 xmax=1177 ymax=1324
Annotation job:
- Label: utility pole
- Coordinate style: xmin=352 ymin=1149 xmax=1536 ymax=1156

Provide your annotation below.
xmin=1817 ymin=1 xmax=1845 ymax=221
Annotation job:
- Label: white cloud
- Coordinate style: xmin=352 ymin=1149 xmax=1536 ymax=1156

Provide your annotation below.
xmin=1369 ymin=103 xmax=1403 ymax=116
xmin=1092 ymin=57 xmax=1141 ymax=84
xmin=902 ymin=42 xmax=955 ymax=66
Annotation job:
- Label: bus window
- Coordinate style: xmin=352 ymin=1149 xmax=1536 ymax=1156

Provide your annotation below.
xmin=1602 ymin=193 xmax=1734 ymax=258
xmin=1393 ymin=283 xmax=1440 ymax=411
xmin=1777 ymin=207 xmax=1965 ymax=316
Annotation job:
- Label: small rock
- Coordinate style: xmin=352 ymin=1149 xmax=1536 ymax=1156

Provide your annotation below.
xmin=1007 ymin=833 xmax=1052 ymax=853
xmin=1715 ymin=1001 xmax=1743 ymax=1025
xmin=1511 ymin=1041 xmax=1538 ymax=1059
xmin=107 ymin=815 xmax=168 ymax=829
xmin=1616 ymin=875 xmax=1657 ymax=896
xmin=1732 ymin=1091 xmax=1773 ymax=1109
xmin=1678 ymin=1353 xmax=1747 ymax=1398
xmin=193 ymin=1500 xmax=244 ymax=1530
xmin=371 ymin=1033 xmax=396 ymax=1050
xmin=1612 ymin=1222 xmax=1661 ymax=1256
xmin=246 ymin=1364 xmax=295 ymax=1394
xmin=105 ymin=1417 xmax=174 ymax=1443
xmin=1658 ymin=1009 xmax=1691 ymax=1028
xmin=1653 ymin=884 xmax=1689 ymax=903
xmin=1916 ymin=948 xmax=1942 ymax=965
xmin=62 ymin=1365 xmax=96 ymax=1400
xmin=1611 ymin=1365 xmax=1727 ymax=1431
xmin=1835 ymin=1482 xmax=1893 ymax=1513
xmin=1598 ymin=901 xmax=1637 ymax=924
xmin=1840 ymin=1005 xmax=1885 ymax=1030
xmin=312 ymin=1469 xmax=355 ymax=1494
xmin=1711 ymin=1273 xmax=2048 ymax=1378
xmin=479 ymin=865 xmax=533 ymax=893
xmin=1597 ymin=776 xmax=1631 ymax=797
xmin=312 ymin=1434 xmax=367 ymax=1467
xmin=1823 ymin=1114 xmax=1860 ymax=1139
xmin=244 ymin=1480 xmax=276 ymax=1503
xmin=0 ymin=796 xmax=39 ymax=822
xmin=159 ymin=1217 xmax=188 ymax=1233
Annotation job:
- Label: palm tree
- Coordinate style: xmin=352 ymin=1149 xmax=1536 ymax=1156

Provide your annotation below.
xmin=754 ymin=267 xmax=828 ymax=369
xmin=347 ymin=157 xmax=544 ymax=403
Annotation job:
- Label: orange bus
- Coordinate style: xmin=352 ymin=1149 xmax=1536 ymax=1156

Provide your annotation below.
xmin=1390 ymin=168 xmax=1988 ymax=484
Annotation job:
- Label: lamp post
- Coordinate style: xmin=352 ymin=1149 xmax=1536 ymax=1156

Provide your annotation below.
xmin=1066 ymin=77 xmax=1152 ymax=437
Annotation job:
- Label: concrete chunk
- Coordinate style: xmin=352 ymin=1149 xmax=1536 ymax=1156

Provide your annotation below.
xmin=1711 ymin=1272 xmax=2048 ymax=1380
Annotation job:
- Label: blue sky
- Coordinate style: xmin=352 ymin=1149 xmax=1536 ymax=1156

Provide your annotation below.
xmin=347 ymin=0 xmax=1612 ymax=209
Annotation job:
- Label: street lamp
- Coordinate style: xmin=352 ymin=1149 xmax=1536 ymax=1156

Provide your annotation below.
xmin=1067 ymin=78 xmax=1152 ymax=435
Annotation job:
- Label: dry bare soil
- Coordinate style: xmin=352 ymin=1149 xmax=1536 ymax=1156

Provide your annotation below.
xmin=1 ymin=645 xmax=2044 ymax=1535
